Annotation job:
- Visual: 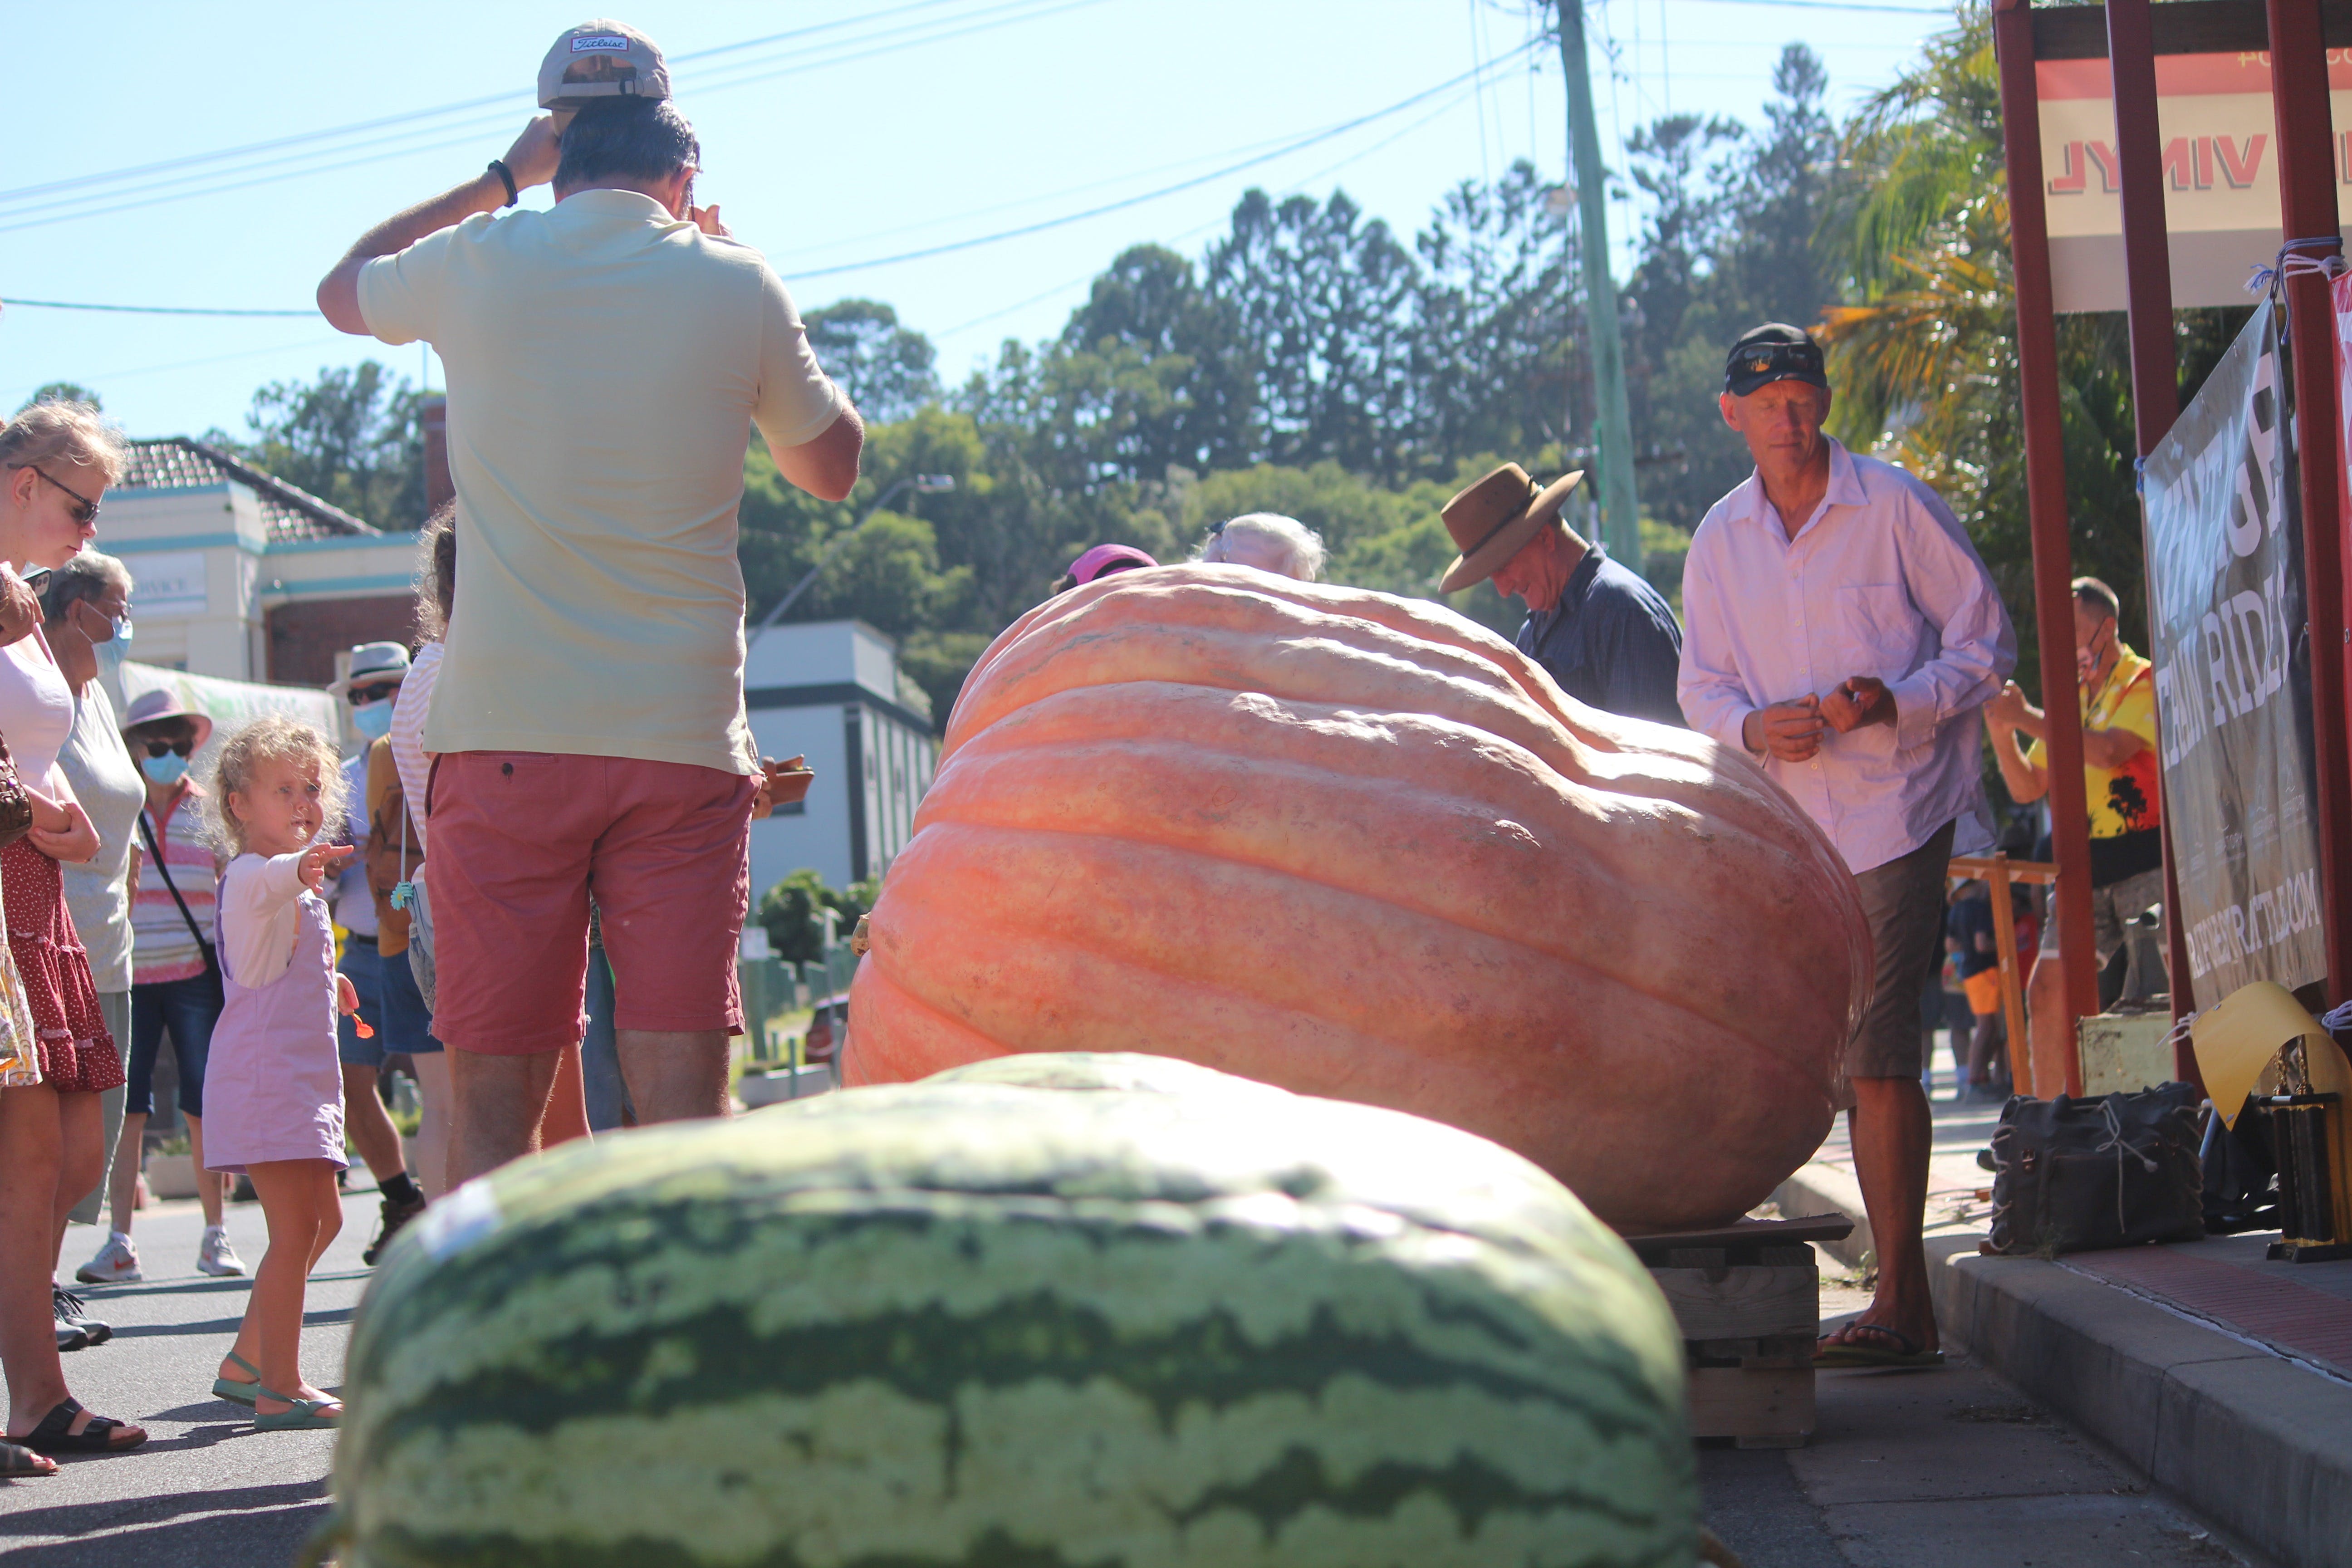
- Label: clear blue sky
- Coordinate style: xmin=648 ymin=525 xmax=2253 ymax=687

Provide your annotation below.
xmin=0 ymin=0 xmax=1957 ymax=446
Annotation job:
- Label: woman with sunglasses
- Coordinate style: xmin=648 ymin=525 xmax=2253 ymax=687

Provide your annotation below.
xmin=0 ymin=398 xmax=146 ymax=1470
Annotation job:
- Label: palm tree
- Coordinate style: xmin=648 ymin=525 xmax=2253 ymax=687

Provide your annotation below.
xmin=1814 ymin=4 xmax=2244 ymax=690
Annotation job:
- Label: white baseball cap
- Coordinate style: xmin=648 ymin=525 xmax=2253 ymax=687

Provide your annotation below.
xmin=539 ymin=20 xmax=671 ymax=111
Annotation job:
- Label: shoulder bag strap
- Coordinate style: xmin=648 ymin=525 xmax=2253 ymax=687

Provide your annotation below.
xmin=137 ymin=808 xmax=214 ymax=957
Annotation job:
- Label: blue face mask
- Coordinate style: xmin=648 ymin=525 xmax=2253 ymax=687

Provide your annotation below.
xmin=352 ymin=700 xmax=394 ymax=741
xmin=110 ymin=615 xmax=132 ymax=647
xmin=140 ymin=752 xmax=188 ymax=785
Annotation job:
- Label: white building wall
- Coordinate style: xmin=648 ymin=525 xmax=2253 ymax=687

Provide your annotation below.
xmin=741 ymin=619 xmax=938 ymax=904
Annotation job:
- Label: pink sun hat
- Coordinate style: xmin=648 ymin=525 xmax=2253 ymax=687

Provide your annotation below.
xmin=1067 ymin=544 xmax=1158 ymax=586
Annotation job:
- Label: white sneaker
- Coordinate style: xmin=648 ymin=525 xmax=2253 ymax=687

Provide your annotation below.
xmin=75 ymin=1232 xmax=142 ymax=1284
xmin=196 ymin=1226 xmax=245 ymax=1278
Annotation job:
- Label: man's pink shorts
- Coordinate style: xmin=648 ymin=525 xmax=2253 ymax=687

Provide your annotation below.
xmin=427 ymin=752 xmax=756 ymax=1056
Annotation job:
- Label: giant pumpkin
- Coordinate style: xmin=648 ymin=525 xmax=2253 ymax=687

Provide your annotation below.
xmin=845 ymin=565 xmax=1870 ymax=1230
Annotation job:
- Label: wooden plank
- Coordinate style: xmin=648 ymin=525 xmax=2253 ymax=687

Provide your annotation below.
xmin=2026 ymin=0 xmax=2352 ymax=60
xmin=1986 ymin=854 xmax=2035 ymax=1099
xmin=1950 ymin=854 xmax=2058 ymax=886
xmin=1619 ymin=1214 xmax=1853 ymax=1255
xmin=1650 ymin=1265 xmax=1819 ymax=1341
xmin=1688 ymin=1367 xmax=1815 ymax=1441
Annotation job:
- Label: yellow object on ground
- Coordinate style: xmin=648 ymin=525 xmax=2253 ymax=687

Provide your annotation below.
xmin=2190 ymin=981 xmax=2346 ymax=1129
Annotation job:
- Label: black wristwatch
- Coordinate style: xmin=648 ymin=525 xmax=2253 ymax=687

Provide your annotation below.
xmin=487 ymin=159 xmax=519 ymax=208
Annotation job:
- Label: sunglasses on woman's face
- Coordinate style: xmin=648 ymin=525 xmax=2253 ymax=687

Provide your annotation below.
xmin=142 ymin=738 xmax=194 ymax=759
xmin=346 ymin=681 xmax=401 ymax=707
xmin=11 ymin=465 xmax=100 ymax=525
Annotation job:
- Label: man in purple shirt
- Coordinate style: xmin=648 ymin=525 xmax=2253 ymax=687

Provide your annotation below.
xmin=1678 ymin=324 xmax=2016 ymax=1368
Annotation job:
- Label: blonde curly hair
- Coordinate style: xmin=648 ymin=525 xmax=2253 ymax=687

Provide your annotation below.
xmin=206 ymin=712 xmax=347 ymax=858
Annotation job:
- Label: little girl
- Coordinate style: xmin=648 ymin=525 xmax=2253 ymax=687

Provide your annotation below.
xmin=200 ymin=715 xmax=357 ymax=1430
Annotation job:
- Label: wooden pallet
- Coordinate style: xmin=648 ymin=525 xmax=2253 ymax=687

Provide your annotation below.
xmin=1622 ymin=1215 xmax=1852 ymax=1449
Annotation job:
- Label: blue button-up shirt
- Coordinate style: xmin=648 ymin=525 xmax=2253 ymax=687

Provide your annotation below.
xmin=1676 ymin=439 xmax=2016 ymax=874
xmin=1513 ymin=544 xmax=1686 ymax=727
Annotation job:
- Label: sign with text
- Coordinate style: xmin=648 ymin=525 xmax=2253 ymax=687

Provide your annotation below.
xmin=2141 ymin=299 xmax=2324 ymax=997
xmin=2038 ymin=52 xmax=2352 ymax=312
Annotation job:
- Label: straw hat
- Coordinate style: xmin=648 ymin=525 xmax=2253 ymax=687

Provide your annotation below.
xmin=1436 ymin=463 xmax=1585 ymax=593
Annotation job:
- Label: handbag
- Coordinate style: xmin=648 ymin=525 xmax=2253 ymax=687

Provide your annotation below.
xmin=395 ymin=864 xmax=435 ymax=1014
xmin=137 ymin=808 xmax=216 ymax=964
xmin=1986 ymin=1083 xmax=2205 ymax=1256
xmin=0 ymin=733 xmax=35 ymax=850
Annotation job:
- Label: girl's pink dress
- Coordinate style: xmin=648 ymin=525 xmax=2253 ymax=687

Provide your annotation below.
xmin=201 ymin=867 xmax=347 ymax=1174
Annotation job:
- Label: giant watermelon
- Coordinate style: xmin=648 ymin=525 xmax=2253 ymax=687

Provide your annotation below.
xmin=311 ymin=1056 xmax=1697 ymax=1567
xmin=845 ymin=566 xmax=1870 ymax=1230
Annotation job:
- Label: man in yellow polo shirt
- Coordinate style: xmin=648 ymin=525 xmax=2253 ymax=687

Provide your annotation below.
xmin=315 ymin=38 xmax=864 ymax=1184
xmin=1984 ymin=577 xmax=2165 ymax=1080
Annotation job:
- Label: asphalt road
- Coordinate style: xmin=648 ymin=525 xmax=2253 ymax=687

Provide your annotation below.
xmin=1 ymin=1184 xmax=379 ymax=1566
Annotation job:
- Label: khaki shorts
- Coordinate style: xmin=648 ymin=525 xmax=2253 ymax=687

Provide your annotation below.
xmin=1846 ymin=820 xmax=1960 ymax=1090
xmin=2038 ymin=865 xmax=2165 ymax=967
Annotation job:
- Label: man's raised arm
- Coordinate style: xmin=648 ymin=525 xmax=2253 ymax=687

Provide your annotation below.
xmin=316 ymin=118 xmax=560 ymax=336
xmin=771 ymin=408 xmax=866 ymax=504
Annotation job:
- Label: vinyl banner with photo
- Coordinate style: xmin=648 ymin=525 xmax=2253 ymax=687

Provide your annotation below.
xmin=2140 ymin=298 xmax=2324 ymax=999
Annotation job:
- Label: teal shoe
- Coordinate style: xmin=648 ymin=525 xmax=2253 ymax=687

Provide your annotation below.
xmin=253 ymin=1384 xmax=341 ymax=1431
xmin=212 ymin=1351 xmax=262 ymax=1408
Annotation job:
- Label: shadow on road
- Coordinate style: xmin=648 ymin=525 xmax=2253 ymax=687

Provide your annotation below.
xmin=0 ymin=1502 xmax=330 ymax=1568
xmin=0 ymin=1479 xmax=325 ymax=1538
xmin=107 ymin=1307 xmax=355 ymax=1340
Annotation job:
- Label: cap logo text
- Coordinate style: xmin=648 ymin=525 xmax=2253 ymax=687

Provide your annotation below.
xmin=572 ymin=34 xmax=630 ymax=52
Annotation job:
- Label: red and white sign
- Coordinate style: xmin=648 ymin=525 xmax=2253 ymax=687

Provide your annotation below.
xmin=2039 ymin=52 xmax=2352 ymax=312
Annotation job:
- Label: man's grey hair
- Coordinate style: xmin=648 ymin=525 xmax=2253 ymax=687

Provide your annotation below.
xmin=41 ymin=549 xmax=131 ymax=623
xmin=1195 ymin=513 xmax=1328 ymax=582
xmin=555 ymin=98 xmax=700 ymax=190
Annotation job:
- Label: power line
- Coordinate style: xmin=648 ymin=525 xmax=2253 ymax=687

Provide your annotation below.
xmin=0 ymin=0 xmax=974 ymax=213
xmin=933 ymin=75 xmax=1494 ymax=345
xmin=8 ymin=44 xmax=1535 ymax=323
xmin=1 ymin=298 xmax=313 ymax=318
xmin=793 ymin=39 xmax=1543 ymax=280
xmin=0 ymin=0 xmax=1102 ymax=234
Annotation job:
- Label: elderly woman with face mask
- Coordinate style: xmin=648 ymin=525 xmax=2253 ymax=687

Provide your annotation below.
xmin=36 ymin=554 xmax=150 ymax=1326
xmin=0 ymin=400 xmax=146 ymax=1470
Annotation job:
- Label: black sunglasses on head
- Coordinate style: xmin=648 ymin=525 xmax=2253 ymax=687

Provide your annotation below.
xmin=1735 ymin=342 xmax=1823 ymax=378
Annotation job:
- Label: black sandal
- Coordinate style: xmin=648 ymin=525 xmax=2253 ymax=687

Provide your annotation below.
xmin=0 ymin=1440 xmax=56 ymax=1476
xmin=21 ymin=1398 xmax=145 ymax=1454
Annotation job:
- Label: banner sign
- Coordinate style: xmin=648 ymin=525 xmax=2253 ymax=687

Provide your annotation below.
xmin=2037 ymin=53 xmax=2352 ymax=312
xmin=2140 ymin=299 xmax=2325 ymax=997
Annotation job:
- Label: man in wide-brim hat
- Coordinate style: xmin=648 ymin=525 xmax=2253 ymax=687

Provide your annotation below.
xmin=1436 ymin=461 xmax=1685 ymax=726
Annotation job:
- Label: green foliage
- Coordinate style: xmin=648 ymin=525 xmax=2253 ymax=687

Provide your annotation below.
xmin=216 ymin=360 xmax=427 ymax=528
xmin=807 ymin=299 xmax=940 ymax=424
xmin=17 ymin=382 xmax=101 ymax=413
xmin=758 ymin=868 xmax=880 ymax=967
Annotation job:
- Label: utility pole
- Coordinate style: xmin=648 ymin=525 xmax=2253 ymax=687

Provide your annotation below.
xmin=1557 ymin=2 xmax=1642 ymax=566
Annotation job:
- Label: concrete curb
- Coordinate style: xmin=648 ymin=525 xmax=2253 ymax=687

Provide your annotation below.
xmin=1772 ymin=1161 xmax=1872 ymax=1268
xmin=1777 ymin=1159 xmax=2352 ymax=1568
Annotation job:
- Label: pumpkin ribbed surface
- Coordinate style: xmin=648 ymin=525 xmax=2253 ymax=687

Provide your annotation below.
xmin=846 ymin=567 xmax=1869 ymax=1230
xmin=315 ymin=1056 xmax=1696 ymax=1567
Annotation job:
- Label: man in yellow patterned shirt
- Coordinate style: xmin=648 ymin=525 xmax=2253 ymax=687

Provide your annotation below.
xmin=1984 ymin=578 xmax=2165 ymax=1087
